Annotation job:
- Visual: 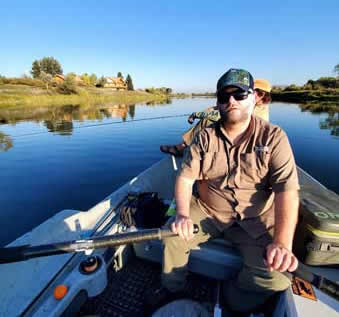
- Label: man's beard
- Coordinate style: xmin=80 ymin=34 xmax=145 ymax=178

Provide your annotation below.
xmin=219 ymin=106 xmax=249 ymax=125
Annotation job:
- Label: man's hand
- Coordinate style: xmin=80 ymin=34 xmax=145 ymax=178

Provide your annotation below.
xmin=264 ymin=243 xmax=298 ymax=273
xmin=171 ymin=215 xmax=194 ymax=241
xmin=187 ymin=113 xmax=195 ymax=124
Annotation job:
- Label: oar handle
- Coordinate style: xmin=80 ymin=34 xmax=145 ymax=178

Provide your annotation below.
xmin=0 ymin=245 xmax=31 ymax=264
xmin=0 ymin=225 xmax=199 ymax=264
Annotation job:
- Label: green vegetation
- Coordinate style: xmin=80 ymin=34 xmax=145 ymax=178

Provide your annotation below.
xmin=192 ymin=92 xmax=215 ymax=97
xmin=145 ymin=87 xmax=172 ymax=95
xmin=0 ymin=84 xmax=169 ymax=108
xmin=0 ymin=56 xmax=168 ymax=108
xmin=334 ymin=63 xmax=339 ymax=76
xmin=272 ymin=69 xmax=339 ymax=111
xmin=31 ymin=57 xmax=63 ymax=78
xmin=0 ymin=132 xmax=13 ymax=152
xmin=126 ymin=74 xmax=134 ymax=91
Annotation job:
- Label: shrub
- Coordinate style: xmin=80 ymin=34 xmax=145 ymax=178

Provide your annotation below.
xmin=56 ymin=75 xmax=79 ymax=95
xmin=96 ymin=76 xmax=106 ymax=88
xmin=283 ymin=84 xmax=300 ymax=91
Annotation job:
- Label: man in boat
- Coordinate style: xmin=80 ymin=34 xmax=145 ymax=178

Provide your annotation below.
xmin=159 ymin=78 xmax=272 ymax=156
xmin=147 ymin=69 xmax=300 ymax=314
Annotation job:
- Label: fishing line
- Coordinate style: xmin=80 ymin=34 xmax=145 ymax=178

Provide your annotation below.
xmin=9 ymin=113 xmax=191 ymax=139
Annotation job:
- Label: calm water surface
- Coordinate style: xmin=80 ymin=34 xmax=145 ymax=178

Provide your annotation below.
xmin=0 ymin=98 xmax=338 ymax=246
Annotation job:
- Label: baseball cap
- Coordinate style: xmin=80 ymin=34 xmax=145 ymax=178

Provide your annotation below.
xmin=254 ymin=79 xmax=272 ymax=93
xmin=217 ymin=68 xmax=254 ymax=93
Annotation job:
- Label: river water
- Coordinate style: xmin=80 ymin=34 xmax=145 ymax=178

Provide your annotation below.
xmin=0 ymin=98 xmax=338 ymax=246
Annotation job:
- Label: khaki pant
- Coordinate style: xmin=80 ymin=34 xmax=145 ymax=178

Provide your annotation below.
xmin=161 ymin=196 xmax=290 ymax=312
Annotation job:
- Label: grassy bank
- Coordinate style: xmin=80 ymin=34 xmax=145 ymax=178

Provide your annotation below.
xmin=0 ymin=84 xmax=168 ymax=108
xmin=271 ymin=89 xmax=339 ymax=106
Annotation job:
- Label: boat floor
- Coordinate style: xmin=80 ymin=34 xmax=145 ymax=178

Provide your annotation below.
xmin=79 ymin=257 xmax=217 ymax=316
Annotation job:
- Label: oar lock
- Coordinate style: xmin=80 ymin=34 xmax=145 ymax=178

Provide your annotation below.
xmin=80 ymin=255 xmax=102 ymax=274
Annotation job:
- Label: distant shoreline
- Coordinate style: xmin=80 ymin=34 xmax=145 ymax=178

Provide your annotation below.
xmin=271 ymin=89 xmax=339 ymax=111
xmin=0 ymin=84 xmax=169 ymax=109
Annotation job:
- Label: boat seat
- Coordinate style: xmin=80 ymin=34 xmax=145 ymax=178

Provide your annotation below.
xmin=133 ymin=233 xmax=243 ymax=280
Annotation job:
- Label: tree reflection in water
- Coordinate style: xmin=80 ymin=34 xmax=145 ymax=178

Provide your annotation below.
xmin=0 ymin=102 xmax=162 ymax=136
xmin=0 ymin=100 xmax=173 ymax=138
xmin=320 ymin=112 xmax=339 ymax=137
xmin=0 ymin=132 xmax=13 ymax=152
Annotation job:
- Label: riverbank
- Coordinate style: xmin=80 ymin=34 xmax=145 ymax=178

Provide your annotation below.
xmin=271 ymin=89 xmax=339 ymax=111
xmin=0 ymin=84 xmax=169 ymax=108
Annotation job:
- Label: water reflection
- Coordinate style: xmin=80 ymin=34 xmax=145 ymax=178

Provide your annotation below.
xmin=320 ymin=112 xmax=339 ymax=137
xmin=0 ymin=100 xmax=174 ymax=131
xmin=146 ymin=98 xmax=172 ymax=105
xmin=0 ymin=131 xmax=13 ymax=152
xmin=298 ymin=103 xmax=339 ymax=138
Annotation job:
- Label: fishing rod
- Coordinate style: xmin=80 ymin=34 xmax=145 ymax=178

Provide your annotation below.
xmin=12 ymin=113 xmax=192 ymax=139
xmin=0 ymin=226 xmax=338 ymax=301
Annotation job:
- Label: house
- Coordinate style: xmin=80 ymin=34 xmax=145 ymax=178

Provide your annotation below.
xmin=104 ymin=77 xmax=127 ymax=90
xmin=53 ymin=74 xmax=84 ymax=85
xmin=53 ymin=74 xmax=65 ymax=83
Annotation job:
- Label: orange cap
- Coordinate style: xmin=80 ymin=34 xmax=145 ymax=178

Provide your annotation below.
xmin=254 ymin=79 xmax=272 ymax=93
xmin=54 ymin=285 xmax=68 ymax=300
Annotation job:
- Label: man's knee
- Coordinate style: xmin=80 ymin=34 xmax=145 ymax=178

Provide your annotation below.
xmin=237 ymin=267 xmax=291 ymax=293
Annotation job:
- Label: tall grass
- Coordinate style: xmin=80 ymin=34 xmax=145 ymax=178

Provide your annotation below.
xmin=0 ymin=86 xmax=168 ymax=108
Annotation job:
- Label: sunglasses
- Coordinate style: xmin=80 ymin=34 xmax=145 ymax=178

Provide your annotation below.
xmin=255 ymin=89 xmax=266 ymax=97
xmin=217 ymin=91 xmax=249 ymax=104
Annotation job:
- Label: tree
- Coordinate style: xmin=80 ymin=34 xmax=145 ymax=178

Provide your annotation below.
xmin=117 ymin=72 xmax=123 ymax=79
xmin=31 ymin=57 xmax=63 ymax=78
xmin=80 ymin=73 xmax=91 ymax=86
xmin=31 ymin=60 xmax=41 ymax=78
xmin=334 ymin=64 xmax=339 ymax=77
xmin=66 ymin=72 xmax=77 ymax=80
xmin=89 ymin=73 xmax=97 ymax=86
xmin=125 ymin=74 xmax=134 ymax=91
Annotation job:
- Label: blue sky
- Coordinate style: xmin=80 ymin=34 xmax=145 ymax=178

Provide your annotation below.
xmin=1 ymin=1 xmax=338 ymax=92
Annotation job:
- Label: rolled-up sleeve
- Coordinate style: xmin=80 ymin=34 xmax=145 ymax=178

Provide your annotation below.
xmin=179 ymin=133 xmax=205 ymax=180
xmin=269 ymin=129 xmax=300 ymax=192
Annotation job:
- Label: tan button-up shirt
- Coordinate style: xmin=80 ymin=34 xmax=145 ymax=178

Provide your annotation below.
xmin=179 ymin=115 xmax=300 ymax=239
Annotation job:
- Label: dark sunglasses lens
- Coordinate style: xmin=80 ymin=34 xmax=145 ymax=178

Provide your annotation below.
xmin=218 ymin=93 xmax=230 ymax=103
xmin=233 ymin=93 xmax=248 ymax=100
xmin=217 ymin=91 xmax=249 ymax=103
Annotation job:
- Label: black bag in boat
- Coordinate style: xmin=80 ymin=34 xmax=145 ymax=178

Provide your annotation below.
xmin=120 ymin=192 xmax=168 ymax=228
xmin=293 ymin=174 xmax=339 ymax=266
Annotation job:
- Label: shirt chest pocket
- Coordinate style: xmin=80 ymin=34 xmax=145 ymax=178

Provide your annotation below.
xmin=201 ymin=152 xmax=228 ymax=180
xmin=239 ymin=152 xmax=271 ymax=186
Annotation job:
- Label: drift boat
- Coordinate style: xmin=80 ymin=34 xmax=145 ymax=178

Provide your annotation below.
xmin=0 ymin=156 xmax=338 ymax=316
